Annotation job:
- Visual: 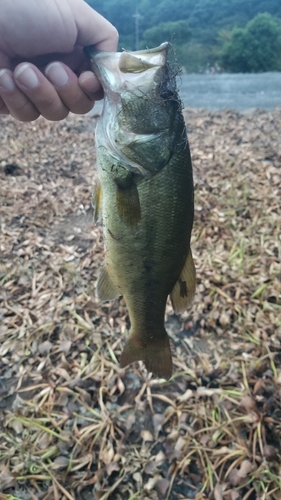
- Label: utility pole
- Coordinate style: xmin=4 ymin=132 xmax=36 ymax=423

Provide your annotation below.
xmin=133 ymin=5 xmax=141 ymax=50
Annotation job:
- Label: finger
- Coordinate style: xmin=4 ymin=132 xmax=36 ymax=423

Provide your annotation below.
xmin=79 ymin=71 xmax=103 ymax=101
xmin=0 ymin=68 xmax=39 ymax=121
xmin=14 ymin=63 xmax=69 ymax=121
xmin=45 ymin=62 xmax=97 ymax=115
xmin=11 ymin=47 xmax=85 ymax=74
xmin=0 ymin=52 xmax=13 ymax=70
xmin=0 ymin=94 xmax=10 ymax=115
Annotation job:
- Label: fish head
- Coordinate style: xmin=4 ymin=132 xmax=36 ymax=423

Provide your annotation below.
xmin=84 ymin=43 xmax=183 ymax=177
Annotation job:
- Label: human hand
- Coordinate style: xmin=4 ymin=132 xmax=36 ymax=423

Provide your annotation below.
xmin=0 ymin=0 xmax=118 ymax=121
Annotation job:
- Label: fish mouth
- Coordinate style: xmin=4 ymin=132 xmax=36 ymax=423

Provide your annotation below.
xmin=84 ymin=42 xmax=170 ymax=71
xmin=83 ymin=43 xmax=170 ymax=95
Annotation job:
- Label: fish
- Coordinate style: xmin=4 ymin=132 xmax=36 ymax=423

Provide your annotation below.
xmin=85 ymin=42 xmax=195 ymax=379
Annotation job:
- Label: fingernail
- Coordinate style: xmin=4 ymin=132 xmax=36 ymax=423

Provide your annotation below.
xmin=45 ymin=62 xmax=69 ymax=87
xmin=0 ymin=69 xmax=16 ymax=92
xmin=15 ymin=64 xmax=39 ymax=89
xmin=79 ymin=72 xmax=99 ymax=94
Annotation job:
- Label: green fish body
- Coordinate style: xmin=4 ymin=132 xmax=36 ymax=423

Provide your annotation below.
xmin=86 ymin=43 xmax=195 ymax=378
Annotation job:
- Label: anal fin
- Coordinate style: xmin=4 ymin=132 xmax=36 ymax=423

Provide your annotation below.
xmin=170 ymin=248 xmax=196 ymax=314
xmin=97 ymin=264 xmax=120 ymax=301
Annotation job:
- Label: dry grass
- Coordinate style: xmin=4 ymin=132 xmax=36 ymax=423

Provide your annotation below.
xmin=0 ymin=107 xmax=280 ymax=500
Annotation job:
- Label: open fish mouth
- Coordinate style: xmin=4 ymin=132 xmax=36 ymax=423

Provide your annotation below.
xmin=84 ymin=42 xmax=171 ymax=96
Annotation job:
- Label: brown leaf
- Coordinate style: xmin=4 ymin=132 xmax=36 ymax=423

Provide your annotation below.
xmin=237 ymin=460 xmax=254 ymax=478
xmin=59 ymin=340 xmax=72 ymax=353
xmin=214 ymin=483 xmax=223 ymax=500
xmin=228 ymin=490 xmax=240 ymax=500
xmin=106 ymin=462 xmax=120 ymax=477
xmin=240 ymin=395 xmax=258 ymax=413
xmin=263 ymin=445 xmax=277 ymax=461
xmin=228 ymin=468 xmax=242 ymax=487
xmin=38 ymin=340 xmax=53 ymax=355
xmin=152 ymin=413 xmax=165 ymax=431
xmin=51 ymin=456 xmax=69 ymax=470
xmin=141 ymin=430 xmax=154 ymax=442
xmin=144 ymin=460 xmax=158 ymax=475
xmin=155 ymin=478 xmax=170 ymax=495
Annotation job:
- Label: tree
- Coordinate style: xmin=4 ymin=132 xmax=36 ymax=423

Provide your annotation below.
xmin=86 ymin=0 xmax=137 ymax=50
xmin=221 ymin=13 xmax=281 ymax=72
xmin=142 ymin=21 xmax=191 ymax=48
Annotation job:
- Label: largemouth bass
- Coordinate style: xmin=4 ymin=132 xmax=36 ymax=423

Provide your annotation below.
xmin=85 ymin=43 xmax=195 ymax=379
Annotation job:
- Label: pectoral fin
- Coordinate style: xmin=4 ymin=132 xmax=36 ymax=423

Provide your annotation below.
xmin=97 ymin=264 xmax=120 ymax=301
xmin=92 ymin=182 xmax=102 ymax=223
xmin=170 ymin=249 xmax=196 ymax=314
xmin=115 ymin=176 xmax=141 ymax=226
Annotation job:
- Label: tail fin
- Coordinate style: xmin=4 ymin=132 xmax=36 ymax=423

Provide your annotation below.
xmin=120 ymin=329 xmax=172 ymax=379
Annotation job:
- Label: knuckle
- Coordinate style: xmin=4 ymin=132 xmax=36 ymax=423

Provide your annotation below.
xmin=13 ymin=108 xmax=40 ymax=121
xmin=70 ymin=99 xmax=93 ymax=115
xmin=44 ymin=108 xmax=69 ymax=121
xmin=0 ymin=99 xmax=9 ymax=114
xmin=26 ymin=92 xmax=69 ymax=121
xmin=110 ymin=26 xmax=119 ymax=43
xmin=58 ymin=86 xmax=94 ymax=115
xmin=8 ymin=98 xmax=39 ymax=121
xmin=17 ymin=112 xmax=40 ymax=122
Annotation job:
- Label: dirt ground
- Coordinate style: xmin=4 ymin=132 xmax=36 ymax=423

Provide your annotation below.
xmin=0 ymin=108 xmax=281 ymax=500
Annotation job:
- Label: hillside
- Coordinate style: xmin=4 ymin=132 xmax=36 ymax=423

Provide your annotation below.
xmin=86 ymin=0 xmax=281 ymax=72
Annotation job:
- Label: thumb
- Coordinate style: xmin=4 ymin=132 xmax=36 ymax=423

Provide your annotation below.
xmin=71 ymin=0 xmax=119 ymax=51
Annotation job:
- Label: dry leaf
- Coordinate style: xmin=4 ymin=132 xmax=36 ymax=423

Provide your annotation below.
xmin=59 ymin=340 xmax=72 ymax=353
xmin=51 ymin=456 xmax=69 ymax=470
xmin=133 ymin=472 xmax=142 ymax=486
xmin=38 ymin=340 xmax=53 ymax=355
xmin=144 ymin=460 xmax=158 ymax=475
xmin=177 ymin=388 xmax=193 ymax=402
xmin=106 ymin=462 xmax=120 ymax=477
xmin=228 ymin=468 xmax=242 ymax=487
xmin=263 ymin=444 xmax=277 ymax=461
xmin=141 ymin=430 xmax=154 ymax=442
xmin=237 ymin=460 xmax=254 ymax=478
xmin=214 ymin=483 xmax=223 ymax=500
xmin=155 ymin=478 xmax=169 ymax=495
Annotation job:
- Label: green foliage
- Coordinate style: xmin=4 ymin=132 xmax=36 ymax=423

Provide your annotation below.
xmin=86 ymin=0 xmax=137 ymax=49
xmin=177 ymin=43 xmax=210 ymax=73
xmin=86 ymin=0 xmax=281 ymax=72
xmin=141 ymin=21 xmax=191 ymax=48
xmin=221 ymin=13 xmax=281 ymax=72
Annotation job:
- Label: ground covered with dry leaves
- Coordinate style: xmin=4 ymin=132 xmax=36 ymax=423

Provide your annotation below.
xmin=0 ymin=107 xmax=281 ymax=500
